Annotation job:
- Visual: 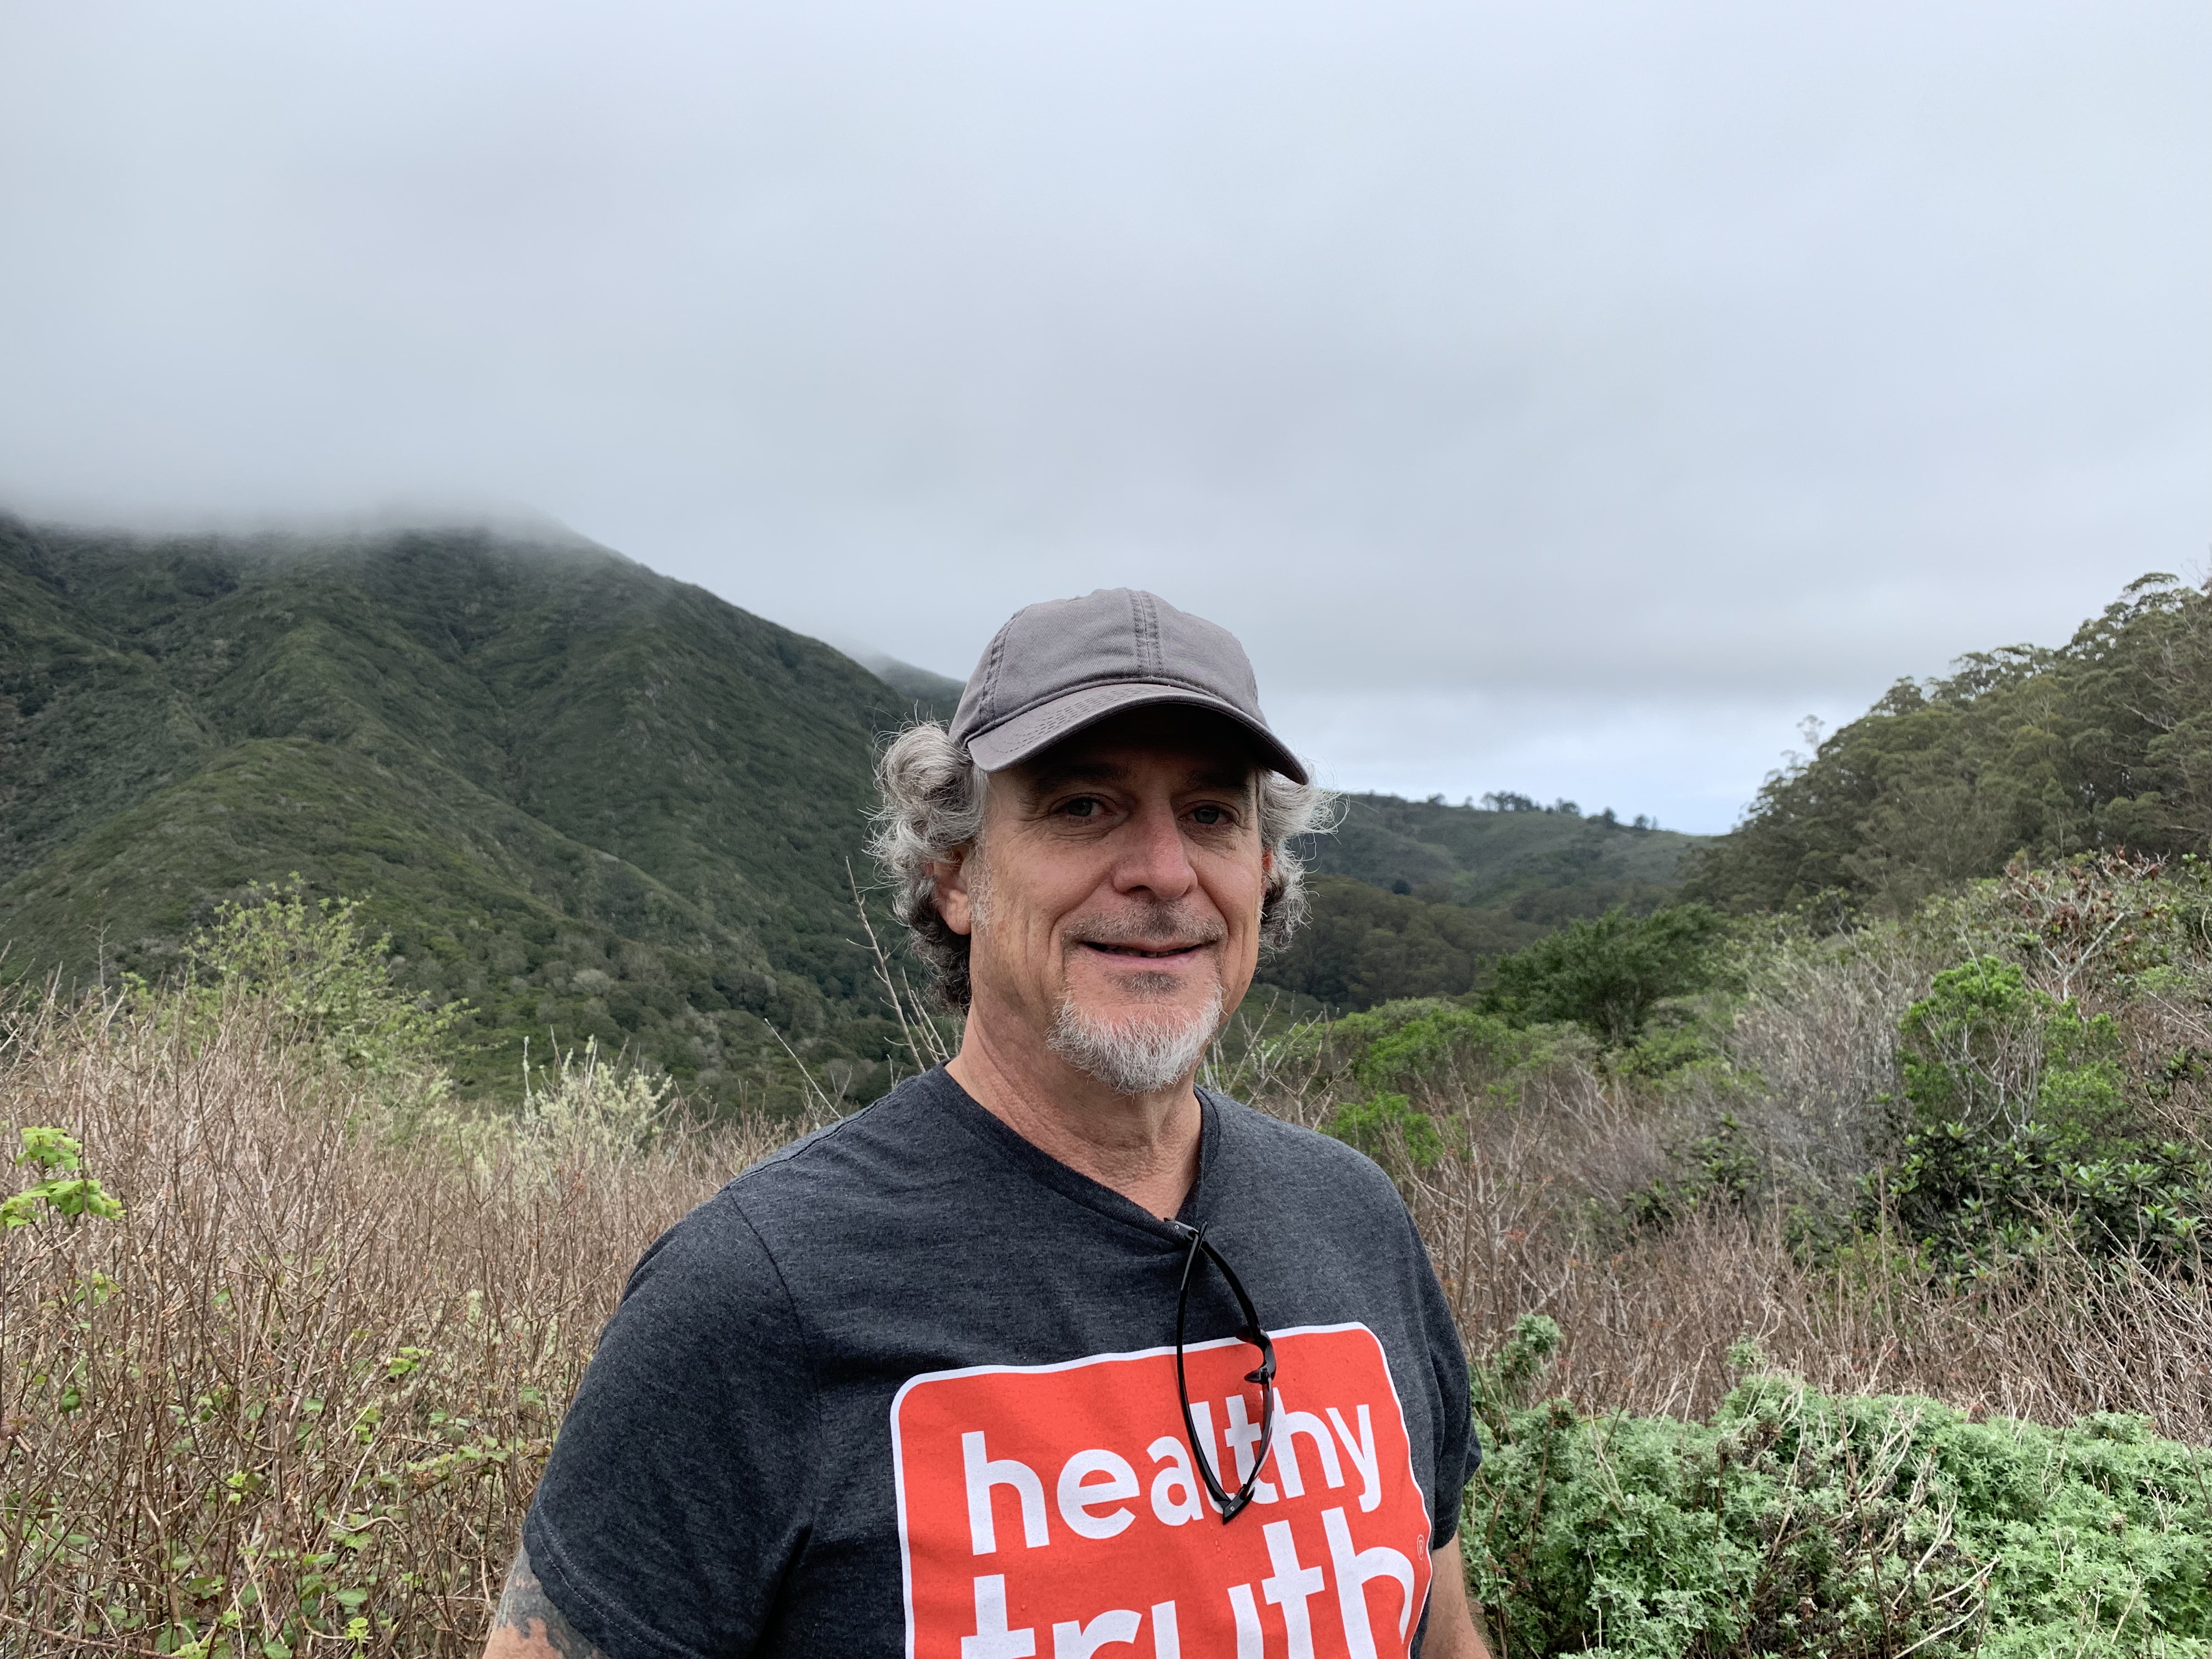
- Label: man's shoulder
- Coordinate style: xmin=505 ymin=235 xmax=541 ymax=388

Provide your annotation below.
xmin=699 ymin=1069 xmax=974 ymax=1231
xmin=619 ymin=1073 xmax=970 ymax=1310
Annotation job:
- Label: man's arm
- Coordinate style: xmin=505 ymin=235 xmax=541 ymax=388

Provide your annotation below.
xmin=1424 ymin=1541 xmax=1496 ymax=1659
xmin=483 ymin=1544 xmax=606 ymax=1659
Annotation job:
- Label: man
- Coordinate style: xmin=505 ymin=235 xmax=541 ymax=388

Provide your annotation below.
xmin=488 ymin=589 xmax=1490 ymax=1658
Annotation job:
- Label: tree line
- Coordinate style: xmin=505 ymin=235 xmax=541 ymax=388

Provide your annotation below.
xmin=1685 ymin=573 xmax=2212 ymax=916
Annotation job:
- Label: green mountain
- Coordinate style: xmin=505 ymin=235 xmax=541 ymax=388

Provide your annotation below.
xmin=1258 ymin=794 xmax=1708 ymax=1010
xmin=1685 ymin=573 xmax=2212 ymax=917
xmin=0 ymin=514 xmax=952 ymax=1110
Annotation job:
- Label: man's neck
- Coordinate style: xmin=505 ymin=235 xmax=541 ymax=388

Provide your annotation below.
xmin=947 ymin=1017 xmax=1203 ymax=1222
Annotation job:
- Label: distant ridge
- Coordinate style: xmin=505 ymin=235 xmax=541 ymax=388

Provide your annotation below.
xmin=853 ymin=652 xmax=967 ymax=713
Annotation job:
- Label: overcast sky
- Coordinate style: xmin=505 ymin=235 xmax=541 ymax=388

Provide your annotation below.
xmin=4 ymin=2 xmax=2207 ymax=831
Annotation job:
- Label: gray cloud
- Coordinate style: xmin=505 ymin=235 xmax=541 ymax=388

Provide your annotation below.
xmin=4 ymin=0 xmax=2207 ymax=830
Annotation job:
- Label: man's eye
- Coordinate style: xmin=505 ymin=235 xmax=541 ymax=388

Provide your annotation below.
xmin=1190 ymin=804 xmax=1229 ymax=826
xmin=1060 ymin=797 xmax=1101 ymax=819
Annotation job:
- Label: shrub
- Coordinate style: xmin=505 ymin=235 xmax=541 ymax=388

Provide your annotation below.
xmin=1324 ymin=1092 xmax=1444 ymax=1170
xmin=181 ymin=878 xmax=459 ymax=1091
xmin=1353 ymin=1007 xmax=1567 ymax=1097
xmin=1 ymin=1126 xmax=124 ymax=1231
xmin=1468 ymin=1327 xmax=2212 ymax=1657
xmin=25 ymin=864 xmax=2212 ymax=1655
xmin=1283 ymin=999 xmax=1594 ymax=1111
xmin=1879 ymin=1121 xmax=2210 ymax=1280
xmin=514 ymin=1036 xmax=674 ymax=1170
xmin=1892 ymin=956 xmax=2128 ymax=1138
xmin=1872 ymin=952 xmax=2208 ymax=1277
xmin=1628 ymin=1112 xmax=1760 ymax=1229
xmin=1485 ymin=905 xmax=1729 ymax=1045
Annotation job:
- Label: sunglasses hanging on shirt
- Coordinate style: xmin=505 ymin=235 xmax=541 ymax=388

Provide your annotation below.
xmin=1172 ymin=1224 xmax=1277 ymax=1524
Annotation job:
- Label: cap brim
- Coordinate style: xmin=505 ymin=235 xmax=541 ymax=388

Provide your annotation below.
xmin=964 ymin=682 xmax=1310 ymax=783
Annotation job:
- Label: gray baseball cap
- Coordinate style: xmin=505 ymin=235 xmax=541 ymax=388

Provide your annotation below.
xmin=949 ymin=588 xmax=1308 ymax=783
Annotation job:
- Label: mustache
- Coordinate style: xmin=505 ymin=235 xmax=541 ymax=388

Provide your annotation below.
xmin=1065 ymin=903 xmax=1227 ymax=949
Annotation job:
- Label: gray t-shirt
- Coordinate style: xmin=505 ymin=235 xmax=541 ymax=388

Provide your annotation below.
xmin=525 ymin=1068 xmax=1476 ymax=1658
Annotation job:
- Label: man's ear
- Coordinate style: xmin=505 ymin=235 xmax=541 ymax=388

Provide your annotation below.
xmin=933 ymin=849 xmax=976 ymax=937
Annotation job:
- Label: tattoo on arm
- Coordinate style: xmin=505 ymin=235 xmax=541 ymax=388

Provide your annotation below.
xmin=484 ymin=1543 xmax=607 ymax=1659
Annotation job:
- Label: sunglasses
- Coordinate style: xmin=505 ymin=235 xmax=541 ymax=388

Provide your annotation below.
xmin=1172 ymin=1224 xmax=1277 ymax=1524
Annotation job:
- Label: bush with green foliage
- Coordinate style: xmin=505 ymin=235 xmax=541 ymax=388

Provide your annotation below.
xmin=1466 ymin=1320 xmax=2212 ymax=1657
xmin=1 ymin=1125 xmax=123 ymax=1231
xmin=1351 ymin=1005 xmax=1581 ymax=1096
xmin=180 ymin=878 xmax=458 ymax=1081
xmin=1894 ymin=956 xmax=2124 ymax=1139
xmin=1291 ymin=998 xmax=1593 ymax=1107
xmin=513 ymin=1035 xmax=674 ymax=1169
xmin=1879 ymin=1119 xmax=2210 ymax=1282
xmin=1628 ymin=1112 xmax=1760 ymax=1228
xmin=1867 ymin=951 xmax=2210 ymax=1279
xmin=1605 ymin=854 xmax=2212 ymax=1278
xmin=1482 ymin=904 xmax=1729 ymax=1045
xmin=1323 ymin=1092 xmax=1444 ymax=1169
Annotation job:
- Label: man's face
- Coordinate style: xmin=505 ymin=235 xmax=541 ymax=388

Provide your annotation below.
xmin=935 ymin=709 xmax=1271 ymax=1083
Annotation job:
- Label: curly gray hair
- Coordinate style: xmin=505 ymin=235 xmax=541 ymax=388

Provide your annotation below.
xmin=868 ymin=721 xmax=1334 ymax=1011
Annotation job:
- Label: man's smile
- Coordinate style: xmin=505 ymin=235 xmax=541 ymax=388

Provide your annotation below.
xmin=1079 ymin=940 xmax=1210 ymax=960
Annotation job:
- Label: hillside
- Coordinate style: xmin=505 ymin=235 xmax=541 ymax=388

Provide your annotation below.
xmin=0 ymin=514 xmax=954 ymax=1109
xmin=1316 ymin=792 xmax=1699 ymax=907
xmin=1686 ymin=573 xmax=2212 ymax=916
xmin=1258 ymin=795 xmax=1708 ymax=1009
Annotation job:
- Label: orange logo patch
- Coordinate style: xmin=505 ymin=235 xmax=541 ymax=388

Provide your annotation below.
xmin=892 ymin=1323 xmax=1434 ymax=1658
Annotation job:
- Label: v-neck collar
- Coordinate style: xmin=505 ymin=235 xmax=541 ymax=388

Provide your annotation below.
xmin=922 ymin=1066 xmax=1222 ymax=1246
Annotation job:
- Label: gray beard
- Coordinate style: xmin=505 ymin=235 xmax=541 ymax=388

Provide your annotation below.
xmin=1047 ymin=982 xmax=1225 ymax=1096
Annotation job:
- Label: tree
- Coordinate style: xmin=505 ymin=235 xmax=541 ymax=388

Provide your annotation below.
xmin=1483 ymin=904 xmax=1726 ymax=1044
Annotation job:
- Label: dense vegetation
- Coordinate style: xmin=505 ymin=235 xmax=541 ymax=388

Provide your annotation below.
xmin=1685 ymin=573 xmax=2212 ymax=917
xmin=0 ymin=900 xmax=787 ymax=1658
xmin=0 ymin=514 xmax=966 ymax=1111
xmin=1261 ymin=795 xmax=1706 ymax=1009
xmin=1285 ymin=571 xmax=2212 ymax=1654
xmin=1263 ymin=841 xmax=2212 ymax=1655
xmin=1473 ymin=1322 xmax=2212 ymax=1659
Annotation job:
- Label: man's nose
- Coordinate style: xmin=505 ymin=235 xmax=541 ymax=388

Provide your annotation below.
xmin=1111 ymin=798 xmax=1198 ymax=899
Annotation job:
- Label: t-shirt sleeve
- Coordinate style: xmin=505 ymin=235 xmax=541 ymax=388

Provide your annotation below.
xmin=525 ymin=1193 xmax=816 ymax=1659
xmin=1407 ymin=1207 xmax=1477 ymax=1546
